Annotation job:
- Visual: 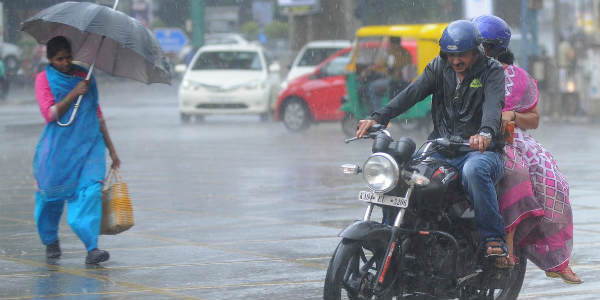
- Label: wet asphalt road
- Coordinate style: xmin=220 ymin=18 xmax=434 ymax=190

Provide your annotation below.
xmin=1 ymin=79 xmax=600 ymax=299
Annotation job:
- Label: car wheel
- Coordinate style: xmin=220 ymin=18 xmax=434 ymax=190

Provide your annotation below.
xmin=259 ymin=111 xmax=271 ymax=122
xmin=282 ymin=98 xmax=311 ymax=131
xmin=180 ymin=113 xmax=191 ymax=124
xmin=3 ymin=55 xmax=20 ymax=75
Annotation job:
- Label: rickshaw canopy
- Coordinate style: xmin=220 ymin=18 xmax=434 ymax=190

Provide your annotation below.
xmin=348 ymin=23 xmax=448 ymax=74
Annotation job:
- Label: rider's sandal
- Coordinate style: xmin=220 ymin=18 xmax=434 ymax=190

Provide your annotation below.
xmin=495 ymin=253 xmax=518 ymax=269
xmin=545 ymin=266 xmax=583 ymax=284
xmin=483 ymin=237 xmax=514 ymax=269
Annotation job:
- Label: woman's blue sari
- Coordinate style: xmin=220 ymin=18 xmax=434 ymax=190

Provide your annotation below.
xmin=33 ymin=64 xmax=105 ymax=202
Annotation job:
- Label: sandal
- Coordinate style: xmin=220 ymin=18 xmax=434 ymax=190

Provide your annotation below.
xmin=545 ymin=266 xmax=583 ymax=284
xmin=483 ymin=237 xmax=509 ymax=258
xmin=495 ymin=253 xmax=518 ymax=269
xmin=483 ymin=237 xmax=515 ymax=269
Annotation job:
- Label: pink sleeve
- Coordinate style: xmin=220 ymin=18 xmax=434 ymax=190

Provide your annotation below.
xmin=97 ymin=105 xmax=103 ymax=119
xmin=34 ymin=72 xmax=56 ymax=123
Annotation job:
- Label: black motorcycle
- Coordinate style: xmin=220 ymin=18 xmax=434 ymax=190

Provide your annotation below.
xmin=323 ymin=125 xmax=526 ymax=300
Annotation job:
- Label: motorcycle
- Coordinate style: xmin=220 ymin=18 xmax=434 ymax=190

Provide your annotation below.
xmin=323 ymin=125 xmax=526 ymax=300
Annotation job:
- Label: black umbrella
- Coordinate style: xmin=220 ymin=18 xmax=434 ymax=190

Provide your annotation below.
xmin=21 ymin=0 xmax=171 ymax=125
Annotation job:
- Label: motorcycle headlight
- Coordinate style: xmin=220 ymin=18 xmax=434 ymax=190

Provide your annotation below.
xmin=362 ymin=153 xmax=399 ymax=193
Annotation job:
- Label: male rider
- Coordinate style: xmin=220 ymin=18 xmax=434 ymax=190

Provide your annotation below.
xmin=356 ymin=20 xmax=508 ymax=258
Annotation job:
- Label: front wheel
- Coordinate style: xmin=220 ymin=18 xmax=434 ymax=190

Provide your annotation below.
xmin=282 ymin=97 xmax=311 ymax=131
xmin=323 ymin=239 xmax=393 ymax=300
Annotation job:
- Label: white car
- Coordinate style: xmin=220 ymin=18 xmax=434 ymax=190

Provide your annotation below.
xmin=282 ymin=40 xmax=351 ymax=88
xmin=178 ymin=44 xmax=280 ymax=122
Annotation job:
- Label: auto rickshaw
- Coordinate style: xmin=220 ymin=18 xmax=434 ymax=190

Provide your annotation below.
xmin=341 ymin=23 xmax=447 ymax=136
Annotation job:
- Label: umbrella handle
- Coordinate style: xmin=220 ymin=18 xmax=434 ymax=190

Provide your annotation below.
xmin=56 ymin=37 xmax=103 ymax=127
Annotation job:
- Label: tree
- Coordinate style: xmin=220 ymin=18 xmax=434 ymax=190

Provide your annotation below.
xmin=264 ymin=21 xmax=289 ymax=40
xmin=240 ymin=21 xmax=260 ymax=40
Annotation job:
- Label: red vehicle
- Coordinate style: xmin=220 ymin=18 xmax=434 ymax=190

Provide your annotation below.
xmin=275 ymin=47 xmax=352 ymax=131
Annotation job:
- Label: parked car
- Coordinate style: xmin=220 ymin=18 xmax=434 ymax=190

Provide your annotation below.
xmin=176 ymin=33 xmax=248 ymax=65
xmin=0 ymin=42 xmax=22 ymax=75
xmin=282 ymin=40 xmax=351 ymax=88
xmin=275 ymin=47 xmax=351 ymax=131
xmin=178 ymin=44 xmax=280 ymax=122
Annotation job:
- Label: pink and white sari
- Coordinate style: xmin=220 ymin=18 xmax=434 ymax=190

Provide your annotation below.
xmin=499 ymin=64 xmax=573 ymax=272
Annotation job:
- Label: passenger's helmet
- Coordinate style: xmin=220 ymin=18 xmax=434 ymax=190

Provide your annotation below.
xmin=473 ymin=15 xmax=511 ymax=56
xmin=439 ymin=20 xmax=482 ymax=53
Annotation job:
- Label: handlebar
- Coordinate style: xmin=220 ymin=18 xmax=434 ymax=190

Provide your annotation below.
xmin=344 ymin=124 xmax=387 ymax=144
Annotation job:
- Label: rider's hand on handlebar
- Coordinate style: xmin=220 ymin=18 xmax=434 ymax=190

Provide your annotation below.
xmin=355 ymin=119 xmax=378 ymax=138
xmin=469 ymin=134 xmax=490 ymax=153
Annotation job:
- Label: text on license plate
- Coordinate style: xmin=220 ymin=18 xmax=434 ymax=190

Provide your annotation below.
xmin=358 ymin=191 xmax=409 ymax=208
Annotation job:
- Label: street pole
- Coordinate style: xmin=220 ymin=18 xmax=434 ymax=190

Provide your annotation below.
xmin=520 ymin=0 xmax=529 ymax=71
xmin=191 ymin=0 xmax=204 ymax=49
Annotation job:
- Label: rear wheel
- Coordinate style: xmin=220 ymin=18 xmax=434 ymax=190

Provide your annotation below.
xmin=324 ymin=239 xmax=393 ymax=300
xmin=180 ymin=113 xmax=192 ymax=124
xmin=459 ymin=248 xmax=527 ymax=300
xmin=282 ymin=97 xmax=311 ymax=131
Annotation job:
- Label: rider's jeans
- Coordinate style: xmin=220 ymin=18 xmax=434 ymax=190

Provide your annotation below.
xmin=438 ymin=151 xmax=505 ymax=242
xmin=367 ymin=78 xmax=389 ymax=113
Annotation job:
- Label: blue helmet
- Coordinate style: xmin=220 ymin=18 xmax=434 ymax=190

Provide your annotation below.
xmin=439 ymin=20 xmax=482 ymax=53
xmin=472 ymin=15 xmax=511 ymax=50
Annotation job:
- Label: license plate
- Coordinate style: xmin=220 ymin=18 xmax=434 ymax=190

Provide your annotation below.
xmin=358 ymin=191 xmax=409 ymax=208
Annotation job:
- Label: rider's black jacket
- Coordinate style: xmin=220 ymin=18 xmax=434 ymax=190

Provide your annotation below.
xmin=370 ymin=50 xmax=505 ymax=151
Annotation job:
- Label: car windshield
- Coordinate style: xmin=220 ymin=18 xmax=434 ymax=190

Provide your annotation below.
xmin=322 ymin=53 xmax=351 ymax=76
xmin=298 ymin=48 xmax=344 ymax=67
xmin=192 ymin=51 xmax=262 ymax=71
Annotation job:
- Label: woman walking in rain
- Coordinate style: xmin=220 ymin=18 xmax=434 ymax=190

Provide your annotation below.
xmin=33 ymin=36 xmax=120 ymax=264
xmin=474 ymin=15 xmax=582 ymax=284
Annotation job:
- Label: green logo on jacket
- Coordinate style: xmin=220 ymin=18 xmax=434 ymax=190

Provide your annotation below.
xmin=470 ymin=78 xmax=482 ymax=88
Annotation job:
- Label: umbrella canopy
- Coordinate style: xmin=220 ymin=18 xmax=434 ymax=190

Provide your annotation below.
xmin=21 ymin=1 xmax=171 ymax=84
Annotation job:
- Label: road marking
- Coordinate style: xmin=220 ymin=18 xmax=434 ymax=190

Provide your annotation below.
xmin=0 ymin=216 xmax=34 ymax=225
xmin=0 ymin=272 xmax=49 ymax=278
xmin=519 ymin=288 xmax=600 ymax=299
xmin=0 ymin=255 xmax=204 ymax=300
xmin=0 ymin=289 xmax=153 ymax=300
xmin=128 ymin=232 xmax=328 ymax=270
xmin=161 ymin=279 xmax=323 ymax=291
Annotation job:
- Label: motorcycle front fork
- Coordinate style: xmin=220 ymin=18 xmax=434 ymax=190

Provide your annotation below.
xmin=363 ymin=204 xmax=406 ymax=291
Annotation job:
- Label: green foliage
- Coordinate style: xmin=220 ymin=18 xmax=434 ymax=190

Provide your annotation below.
xmin=17 ymin=35 xmax=39 ymax=58
xmin=264 ymin=20 xmax=289 ymax=40
xmin=240 ymin=21 xmax=260 ymax=40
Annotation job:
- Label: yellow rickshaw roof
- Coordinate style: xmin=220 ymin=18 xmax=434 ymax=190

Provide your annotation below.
xmin=356 ymin=23 xmax=448 ymax=40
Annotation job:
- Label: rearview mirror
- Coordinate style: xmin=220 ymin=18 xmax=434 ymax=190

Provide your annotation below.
xmin=174 ymin=64 xmax=187 ymax=74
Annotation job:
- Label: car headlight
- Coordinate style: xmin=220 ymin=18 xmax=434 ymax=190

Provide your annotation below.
xmin=244 ymin=80 xmax=266 ymax=90
xmin=362 ymin=153 xmax=399 ymax=193
xmin=181 ymin=79 xmax=191 ymax=89
xmin=181 ymin=79 xmax=202 ymax=90
xmin=280 ymin=80 xmax=288 ymax=90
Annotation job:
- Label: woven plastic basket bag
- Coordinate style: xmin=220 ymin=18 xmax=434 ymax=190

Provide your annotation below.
xmin=101 ymin=168 xmax=134 ymax=235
